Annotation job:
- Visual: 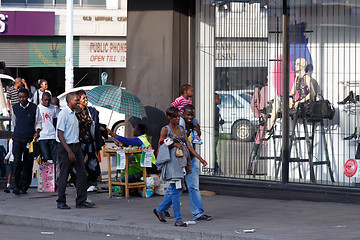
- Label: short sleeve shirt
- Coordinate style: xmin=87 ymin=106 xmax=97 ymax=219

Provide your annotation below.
xmin=6 ymin=87 xmax=20 ymax=106
xmin=56 ymin=106 xmax=79 ymax=144
xmin=172 ymin=96 xmax=192 ymax=112
xmin=38 ymin=104 xmax=58 ymax=140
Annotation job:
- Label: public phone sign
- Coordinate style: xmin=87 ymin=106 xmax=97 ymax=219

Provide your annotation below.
xmin=0 ymin=11 xmax=54 ymax=36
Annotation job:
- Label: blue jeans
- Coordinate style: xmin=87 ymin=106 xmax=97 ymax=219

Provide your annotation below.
xmin=156 ymin=183 xmax=183 ymax=222
xmin=185 ymin=158 xmax=204 ymax=220
xmin=163 ymin=158 xmax=205 ymax=220
xmin=39 ymin=139 xmax=57 ymax=162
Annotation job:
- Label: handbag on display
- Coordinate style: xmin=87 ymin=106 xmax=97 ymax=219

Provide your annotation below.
xmin=309 ymin=99 xmax=335 ymax=120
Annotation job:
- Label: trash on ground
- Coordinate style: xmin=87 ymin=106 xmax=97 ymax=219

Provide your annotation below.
xmin=243 ymin=229 xmax=256 ymax=233
xmin=106 ymin=234 xmax=111 ymax=237
xmin=41 ymin=232 xmax=54 ymax=235
xmin=184 ymin=221 xmax=196 ymax=225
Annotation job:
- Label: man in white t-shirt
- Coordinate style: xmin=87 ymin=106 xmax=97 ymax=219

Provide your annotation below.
xmin=38 ymin=92 xmax=58 ymax=161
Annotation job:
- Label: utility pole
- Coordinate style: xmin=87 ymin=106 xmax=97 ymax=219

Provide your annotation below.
xmin=65 ymin=0 xmax=74 ymax=91
xmin=281 ymin=0 xmax=290 ymax=184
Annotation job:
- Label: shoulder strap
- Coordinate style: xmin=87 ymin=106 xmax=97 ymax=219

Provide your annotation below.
xmin=166 ymin=125 xmax=171 ymax=137
xmin=87 ymin=106 xmax=93 ymax=121
xmin=179 ymin=125 xmax=186 ymax=138
xmin=36 ymin=90 xmax=40 ymax=105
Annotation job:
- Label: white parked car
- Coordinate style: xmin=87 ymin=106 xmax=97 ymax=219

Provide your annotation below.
xmin=216 ymin=90 xmax=258 ymax=142
xmin=57 ymin=86 xmax=126 ymax=136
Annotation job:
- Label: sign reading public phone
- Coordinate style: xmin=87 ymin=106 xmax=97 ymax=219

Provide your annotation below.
xmin=0 ymin=11 xmax=54 ymax=36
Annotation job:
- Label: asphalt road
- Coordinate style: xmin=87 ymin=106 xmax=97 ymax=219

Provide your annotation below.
xmin=0 ymin=223 xmax=168 ymax=240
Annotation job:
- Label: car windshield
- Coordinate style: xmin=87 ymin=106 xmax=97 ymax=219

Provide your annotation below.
xmin=239 ymin=93 xmax=252 ymax=103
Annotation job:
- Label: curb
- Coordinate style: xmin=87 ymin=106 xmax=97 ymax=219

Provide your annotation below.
xmin=0 ymin=213 xmax=265 ymax=240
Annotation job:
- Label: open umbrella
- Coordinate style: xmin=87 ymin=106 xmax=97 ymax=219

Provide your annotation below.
xmin=87 ymin=85 xmax=147 ymax=119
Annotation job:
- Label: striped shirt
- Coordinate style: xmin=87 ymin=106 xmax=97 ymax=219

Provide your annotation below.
xmin=172 ymin=95 xmax=192 ymax=112
xmin=6 ymin=87 xmax=20 ymax=106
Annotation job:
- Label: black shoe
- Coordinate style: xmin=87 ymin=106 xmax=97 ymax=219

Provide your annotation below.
xmin=338 ymin=91 xmax=356 ymax=104
xmin=20 ymin=190 xmax=27 ymax=194
xmin=76 ymin=202 xmax=95 ymax=208
xmin=163 ymin=211 xmax=171 ymax=218
xmin=195 ymin=214 xmax=213 ymax=221
xmin=13 ymin=188 xmax=20 ymax=195
xmin=174 ymin=222 xmax=187 ymax=227
xmin=4 ymin=186 xmax=10 ymax=193
xmin=57 ymin=203 xmax=71 ymax=209
xmin=344 ymin=127 xmax=357 ymax=140
xmin=153 ymin=209 xmax=166 ymax=222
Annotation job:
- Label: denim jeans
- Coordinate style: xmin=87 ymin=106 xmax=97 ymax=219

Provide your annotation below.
xmin=39 ymin=139 xmax=57 ymax=162
xmin=185 ymin=158 xmax=204 ymax=220
xmin=156 ymin=183 xmax=183 ymax=222
xmin=163 ymin=158 xmax=205 ymax=220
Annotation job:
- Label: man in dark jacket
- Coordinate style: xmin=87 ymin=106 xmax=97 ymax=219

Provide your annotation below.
xmin=11 ymin=88 xmax=42 ymax=195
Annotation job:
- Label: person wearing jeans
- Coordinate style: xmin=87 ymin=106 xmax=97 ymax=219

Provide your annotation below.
xmin=158 ymin=105 xmax=212 ymax=222
xmin=153 ymin=107 xmax=207 ymax=227
xmin=156 ymin=183 xmax=183 ymax=223
xmin=38 ymin=92 xmax=58 ymax=162
xmin=185 ymin=157 xmax=206 ymax=220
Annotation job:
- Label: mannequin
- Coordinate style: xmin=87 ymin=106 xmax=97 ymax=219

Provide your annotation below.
xmin=264 ymin=58 xmax=316 ymax=140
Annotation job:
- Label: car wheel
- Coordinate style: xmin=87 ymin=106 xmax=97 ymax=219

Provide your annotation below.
xmin=231 ymin=120 xmax=255 ymax=142
xmin=113 ymin=121 xmax=125 ymax=136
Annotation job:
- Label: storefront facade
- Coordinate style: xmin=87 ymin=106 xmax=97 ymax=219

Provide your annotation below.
xmin=0 ymin=2 xmax=127 ymax=96
xmin=126 ymin=0 xmax=360 ymax=193
xmin=196 ymin=0 xmax=360 ymax=188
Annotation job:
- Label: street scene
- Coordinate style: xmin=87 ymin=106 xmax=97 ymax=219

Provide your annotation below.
xmin=1 ymin=0 xmax=360 ymax=239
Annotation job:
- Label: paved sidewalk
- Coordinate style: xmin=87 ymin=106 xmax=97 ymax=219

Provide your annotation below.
xmin=0 ymin=186 xmax=359 ymax=240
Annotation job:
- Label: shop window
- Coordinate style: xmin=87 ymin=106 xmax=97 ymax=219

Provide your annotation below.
xmin=2 ymin=0 xmax=25 ymax=3
xmin=27 ymin=0 xmax=53 ymax=4
xmin=218 ymin=94 xmax=244 ymax=108
xmin=55 ymin=0 xmax=80 ymax=4
xmin=82 ymin=0 xmax=106 ymax=6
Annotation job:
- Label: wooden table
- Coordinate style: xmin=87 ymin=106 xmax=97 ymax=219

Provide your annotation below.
xmin=104 ymin=147 xmax=147 ymax=199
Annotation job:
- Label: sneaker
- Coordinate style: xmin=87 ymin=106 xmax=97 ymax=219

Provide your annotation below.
xmin=195 ymin=214 xmax=212 ymax=221
xmin=87 ymin=185 xmax=98 ymax=192
xmin=4 ymin=186 xmax=10 ymax=193
xmin=192 ymin=136 xmax=203 ymax=145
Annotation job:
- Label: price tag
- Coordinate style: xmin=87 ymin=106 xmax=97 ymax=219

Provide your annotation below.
xmin=140 ymin=149 xmax=154 ymax=167
xmin=117 ymin=150 xmax=126 ymax=170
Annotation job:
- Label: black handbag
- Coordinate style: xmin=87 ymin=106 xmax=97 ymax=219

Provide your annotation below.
xmin=309 ymin=100 xmax=335 ymax=120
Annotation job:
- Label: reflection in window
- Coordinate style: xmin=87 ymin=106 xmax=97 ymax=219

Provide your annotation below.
xmin=56 ymin=0 xmax=80 ymax=4
xmin=219 ymin=95 xmax=235 ymax=108
xmin=82 ymin=0 xmax=106 ymax=6
xmin=2 ymin=0 xmax=25 ymax=3
xmin=239 ymin=93 xmax=252 ymax=103
xmin=27 ymin=0 xmax=53 ymax=3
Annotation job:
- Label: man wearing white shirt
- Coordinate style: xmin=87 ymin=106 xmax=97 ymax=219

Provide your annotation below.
xmin=56 ymin=92 xmax=95 ymax=210
xmin=38 ymin=92 xmax=58 ymax=161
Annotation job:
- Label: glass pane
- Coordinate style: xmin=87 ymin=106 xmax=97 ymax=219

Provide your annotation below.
xmin=55 ymin=0 xmax=80 ymax=4
xmin=2 ymin=0 xmax=25 ymax=3
xmin=82 ymin=0 xmax=106 ymax=6
xmin=27 ymin=0 xmax=53 ymax=4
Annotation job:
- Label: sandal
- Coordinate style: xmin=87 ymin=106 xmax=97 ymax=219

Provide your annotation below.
xmin=153 ymin=209 xmax=166 ymax=222
xmin=174 ymin=222 xmax=187 ymax=227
